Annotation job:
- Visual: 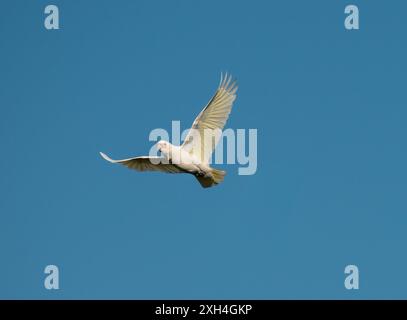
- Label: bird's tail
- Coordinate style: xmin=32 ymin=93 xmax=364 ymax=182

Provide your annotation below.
xmin=195 ymin=168 xmax=226 ymax=188
xmin=211 ymin=168 xmax=226 ymax=184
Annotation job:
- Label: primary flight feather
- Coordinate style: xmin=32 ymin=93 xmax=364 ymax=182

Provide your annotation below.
xmin=100 ymin=73 xmax=238 ymax=188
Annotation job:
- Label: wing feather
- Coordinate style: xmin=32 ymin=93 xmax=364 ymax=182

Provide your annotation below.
xmin=182 ymin=73 xmax=238 ymax=162
xmin=100 ymin=152 xmax=183 ymax=173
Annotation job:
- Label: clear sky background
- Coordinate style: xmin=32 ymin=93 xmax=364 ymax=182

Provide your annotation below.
xmin=1 ymin=0 xmax=406 ymax=299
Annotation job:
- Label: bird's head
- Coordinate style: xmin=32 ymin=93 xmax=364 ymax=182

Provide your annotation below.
xmin=157 ymin=140 xmax=171 ymax=155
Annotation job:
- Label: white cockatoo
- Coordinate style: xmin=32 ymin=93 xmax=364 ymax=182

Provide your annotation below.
xmin=100 ymin=73 xmax=238 ymax=188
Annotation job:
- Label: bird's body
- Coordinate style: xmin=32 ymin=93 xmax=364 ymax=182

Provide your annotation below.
xmin=100 ymin=73 xmax=237 ymax=188
xmin=159 ymin=143 xmax=211 ymax=174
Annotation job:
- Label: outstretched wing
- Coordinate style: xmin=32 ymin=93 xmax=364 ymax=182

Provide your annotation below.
xmin=182 ymin=73 xmax=237 ymax=163
xmin=100 ymin=152 xmax=184 ymax=173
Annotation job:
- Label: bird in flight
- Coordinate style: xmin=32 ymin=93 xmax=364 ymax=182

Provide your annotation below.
xmin=100 ymin=73 xmax=238 ymax=188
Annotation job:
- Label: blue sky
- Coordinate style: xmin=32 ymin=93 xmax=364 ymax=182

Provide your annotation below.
xmin=1 ymin=0 xmax=406 ymax=299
